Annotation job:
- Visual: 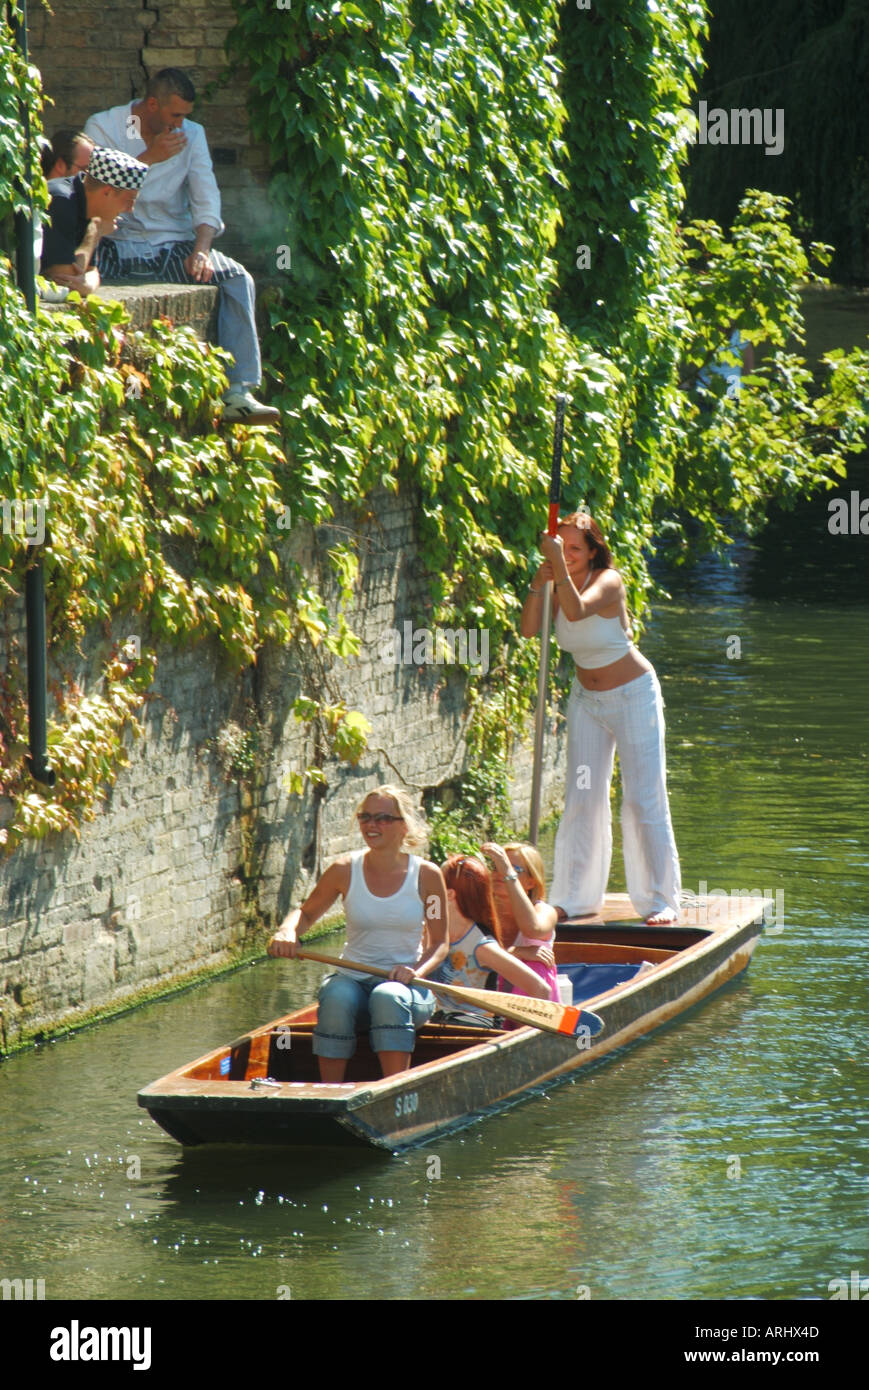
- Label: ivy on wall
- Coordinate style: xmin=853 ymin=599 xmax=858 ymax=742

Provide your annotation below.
xmin=2 ymin=1 xmax=868 ymax=852
xmin=0 ymin=269 xmax=290 ymax=847
xmin=0 ymin=0 xmax=45 ymax=244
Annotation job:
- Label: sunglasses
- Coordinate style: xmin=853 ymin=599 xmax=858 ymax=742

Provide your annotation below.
xmin=357 ymin=812 xmax=404 ymax=825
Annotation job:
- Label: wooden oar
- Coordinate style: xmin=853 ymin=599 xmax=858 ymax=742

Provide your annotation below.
xmin=529 ymin=392 xmax=567 ymax=845
xmin=297 ymin=948 xmax=604 ymax=1040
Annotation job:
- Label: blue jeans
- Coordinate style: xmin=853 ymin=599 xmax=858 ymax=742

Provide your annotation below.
xmin=312 ymin=973 xmax=435 ymax=1060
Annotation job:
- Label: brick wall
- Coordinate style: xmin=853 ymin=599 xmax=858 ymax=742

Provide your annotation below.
xmin=30 ymin=0 xmax=271 ymax=271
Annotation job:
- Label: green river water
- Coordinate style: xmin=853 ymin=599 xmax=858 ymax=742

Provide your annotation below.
xmin=1 ymin=538 xmax=867 ymax=1308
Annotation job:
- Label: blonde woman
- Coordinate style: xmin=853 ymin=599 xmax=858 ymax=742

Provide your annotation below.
xmin=481 ymin=841 xmax=560 ymax=1002
xmin=268 ymin=785 xmax=448 ymax=1081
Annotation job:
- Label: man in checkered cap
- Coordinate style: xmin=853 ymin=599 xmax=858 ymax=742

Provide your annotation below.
xmin=40 ymin=146 xmax=148 ymax=297
xmin=85 ymin=68 xmax=279 ymax=424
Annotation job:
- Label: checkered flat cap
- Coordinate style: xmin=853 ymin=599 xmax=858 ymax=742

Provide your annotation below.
xmin=89 ymin=146 xmax=149 ymax=190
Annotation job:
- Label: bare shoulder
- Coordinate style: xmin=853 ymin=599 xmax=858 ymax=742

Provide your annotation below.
xmin=297 ymin=856 xmax=352 ymax=923
xmin=319 ymin=857 xmax=353 ymax=892
xmin=535 ymin=900 xmax=558 ymax=932
xmin=418 ymin=859 xmax=446 ymax=885
xmin=591 ymin=567 xmax=624 ymax=598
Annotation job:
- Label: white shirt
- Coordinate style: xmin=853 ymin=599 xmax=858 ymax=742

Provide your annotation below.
xmin=84 ymin=103 xmax=224 ymax=246
xmin=337 ymin=851 xmax=425 ymax=979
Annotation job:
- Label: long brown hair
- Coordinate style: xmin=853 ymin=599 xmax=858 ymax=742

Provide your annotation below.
xmin=442 ymin=855 xmax=502 ymax=942
xmin=558 ymin=511 xmax=614 ymax=570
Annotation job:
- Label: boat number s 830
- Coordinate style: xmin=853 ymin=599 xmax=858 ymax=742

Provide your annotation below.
xmin=395 ymin=1091 xmax=419 ymax=1118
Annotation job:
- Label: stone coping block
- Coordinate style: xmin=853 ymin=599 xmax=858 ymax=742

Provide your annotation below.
xmin=43 ymin=282 xmax=219 ymax=342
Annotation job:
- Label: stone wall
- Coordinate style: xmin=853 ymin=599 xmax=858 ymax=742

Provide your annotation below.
xmin=0 ymin=488 xmax=566 ymax=1051
xmin=30 ymin=0 xmax=271 ymax=271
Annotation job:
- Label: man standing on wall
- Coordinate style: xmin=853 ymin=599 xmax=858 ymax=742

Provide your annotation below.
xmin=85 ymin=68 xmax=279 ymax=424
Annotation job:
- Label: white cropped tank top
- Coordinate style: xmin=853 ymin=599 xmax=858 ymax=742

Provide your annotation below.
xmin=338 ymin=849 xmax=425 ymax=979
xmin=554 ymin=606 xmax=633 ymax=669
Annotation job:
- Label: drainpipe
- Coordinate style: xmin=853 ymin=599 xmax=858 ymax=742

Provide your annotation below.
xmin=11 ymin=0 xmax=55 ymax=786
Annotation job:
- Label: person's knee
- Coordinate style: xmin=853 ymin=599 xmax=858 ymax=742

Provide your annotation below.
xmin=368 ymin=981 xmax=412 ymax=1027
xmin=218 ymin=261 xmax=255 ymax=294
xmin=317 ymin=975 xmax=365 ymax=1029
xmin=622 ymin=791 xmax=668 ymax=824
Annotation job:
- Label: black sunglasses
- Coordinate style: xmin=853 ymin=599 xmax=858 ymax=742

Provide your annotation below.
xmin=357 ymin=812 xmax=404 ymax=825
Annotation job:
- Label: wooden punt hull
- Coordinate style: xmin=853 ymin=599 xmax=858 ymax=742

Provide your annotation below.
xmin=138 ymin=895 xmax=770 ymax=1151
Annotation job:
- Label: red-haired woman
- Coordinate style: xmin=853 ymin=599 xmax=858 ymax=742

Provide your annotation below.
xmin=521 ymin=512 xmax=681 ymax=925
xmin=430 ymin=854 xmax=550 ymax=1023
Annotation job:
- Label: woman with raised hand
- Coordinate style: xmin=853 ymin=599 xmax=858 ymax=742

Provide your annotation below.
xmin=267 ymin=785 xmax=448 ymax=1081
xmin=429 ymin=854 xmax=550 ymax=1025
xmin=482 ymin=841 xmax=560 ymax=1001
xmin=521 ymin=511 xmax=681 ymax=925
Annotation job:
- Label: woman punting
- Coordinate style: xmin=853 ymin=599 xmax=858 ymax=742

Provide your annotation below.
xmin=521 ymin=512 xmax=681 ymax=926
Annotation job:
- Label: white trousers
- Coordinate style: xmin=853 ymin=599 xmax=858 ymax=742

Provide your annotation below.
xmin=549 ymin=670 xmax=681 ymax=919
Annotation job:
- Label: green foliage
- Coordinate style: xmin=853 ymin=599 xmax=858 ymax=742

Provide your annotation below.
xmin=290 ymin=695 xmax=371 ymax=775
xmin=425 ymin=662 xmax=525 ymax=859
xmin=215 ymin=716 xmax=261 ymax=783
xmin=226 ymin=0 xmax=621 ymax=805
xmin=556 ymin=0 xmax=706 ymax=594
xmin=425 ymin=764 xmax=514 ymax=864
xmin=227 ymin=0 xmax=607 ymax=640
xmin=0 ymin=4 xmax=46 ymax=235
xmin=671 ymin=192 xmax=869 ymax=554
xmin=0 ymin=650 xmax=156 ymax=850
xmin=0 ymin=267 xmax=300 ymax=650
xmin=0 ymin=270 xmax=295 ymax=845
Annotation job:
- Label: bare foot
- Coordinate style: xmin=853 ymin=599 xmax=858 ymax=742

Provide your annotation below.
xmin=645 ymin=908 xmax=679 ymax=925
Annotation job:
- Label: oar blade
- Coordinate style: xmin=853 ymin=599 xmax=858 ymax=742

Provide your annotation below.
xmin=427 ymin=979 xmax=603 ymax=1039
xmin=492 ymin=992 xmax=604 ymax=1038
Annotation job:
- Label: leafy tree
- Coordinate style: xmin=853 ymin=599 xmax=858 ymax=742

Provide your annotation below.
xmin=671 ymin=191 xmax=869 ymax=557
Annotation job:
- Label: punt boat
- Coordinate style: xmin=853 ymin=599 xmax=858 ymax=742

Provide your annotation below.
xmin=138 ymin=893 xmax=770 ymax=1151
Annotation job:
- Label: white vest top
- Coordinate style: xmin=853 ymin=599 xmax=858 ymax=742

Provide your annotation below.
xmin=555 ymin=606 xmax=633 ymax=669
xmin=337 ymin=850 xmax=425 ymax=979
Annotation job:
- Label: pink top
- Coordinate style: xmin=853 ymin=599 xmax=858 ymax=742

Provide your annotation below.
xmin=503 ymin=927 xmax=559 ymax=1004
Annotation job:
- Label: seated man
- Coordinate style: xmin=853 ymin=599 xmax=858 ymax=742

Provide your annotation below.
xmin=85 ymin=67 xmax=278 ymax=424
xmin=40 ymin=145 xmax=148 ymax=297
xmin=41 ymin=129 xmax=95 ymax=192
xmin=35 ymin=131 xmax=96 ymax=299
